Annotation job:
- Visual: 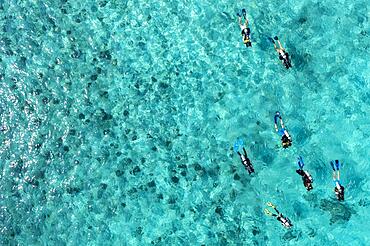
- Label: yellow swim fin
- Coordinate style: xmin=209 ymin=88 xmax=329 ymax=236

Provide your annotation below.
xmin=264 ymin=208 xmax=272 ymax=216
xmin=266 ymin=202 xmax=276 ymax=209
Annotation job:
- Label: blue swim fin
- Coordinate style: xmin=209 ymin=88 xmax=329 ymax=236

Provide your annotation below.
xmin=330 ymin=161 xmax=336 ymax=171
xmin=335 ymin=160 xmax=340 ymax=170
xmin=233 ymin=138 xmax=244 ymax=153
xmin=297 ymin=156 xmax=304 ymax=169
xmin=274 ymin=111 xmax=281 ymax=124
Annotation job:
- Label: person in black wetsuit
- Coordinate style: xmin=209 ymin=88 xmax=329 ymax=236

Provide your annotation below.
xmin=269 ymin=36 xmax=292 ymax=69
xmin=331 ymin=160 xmax=345 ymax=201
xmin=274 ymin=111 xmax=292 ymax=149
xmin=296 ymin=156 xmax=313 ymax=191
xmin=237 ymin=147 xmax=254 ymax=174
xmin=264 ymin=202 xmax=293 ymax=229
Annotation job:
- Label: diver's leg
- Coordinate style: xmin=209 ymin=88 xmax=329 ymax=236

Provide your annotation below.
xmin=277 ymin=40 xmax=284 ymax=49
xmin=242 ymin=147 xmax=247 ymax=157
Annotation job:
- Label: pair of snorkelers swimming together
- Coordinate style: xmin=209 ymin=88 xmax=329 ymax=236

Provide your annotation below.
xmin=237 ymin=9 xmax=292 ymax=69
xmin=294 ymin=157 xmax=344 ymax=200
xmin=233 ymin=111 xmax=292 ymax=175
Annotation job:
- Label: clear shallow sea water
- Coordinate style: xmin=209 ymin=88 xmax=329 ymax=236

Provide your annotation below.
xmin=0 ymin=0 xmax=369 ymax=245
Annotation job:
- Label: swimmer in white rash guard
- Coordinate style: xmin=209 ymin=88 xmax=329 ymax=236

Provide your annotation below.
xmin=237 ymin=9 xmax=252 ymax=47
xmin=331 ymin=160 xmax=345 ymax=201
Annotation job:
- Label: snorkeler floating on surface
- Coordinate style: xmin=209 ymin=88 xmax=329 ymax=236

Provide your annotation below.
xmin=237 ymin=147 xmax=255 ymax=174
xmin=269 ymin=36 xmax=292 ymax=69
xmin=330 ymin=160 xmax=345 ymax=201
xmin=296 ymin=156 xmax=313 ymax=191
xmin=237 ymin=9 xmax=252 ymax=47
xmin=274 ymin=111 xmax=292 ymax=149
xmin=264 ymin=202 xmax=293 ymax=229
xmin=233 ymin=138 xmax=255 ymax=174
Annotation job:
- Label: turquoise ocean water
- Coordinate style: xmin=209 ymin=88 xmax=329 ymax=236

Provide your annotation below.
xmin=1 ymin=0 xmax=370 ymax=245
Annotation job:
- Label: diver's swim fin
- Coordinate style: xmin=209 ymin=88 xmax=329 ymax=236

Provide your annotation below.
xmin=237 ymin=12 xmax=241 ymax=17
xmin=264 ymin=208 xmax=272 ymax=216
xmin=330 ymin=161 xmax=336 ymax=171
xmin=266 ymin=202 xmax=276 ymax=209
xmin=274 ymin=36 xmax=279 ymax=40
xmin=334 ymin=160 xmax=340 ymax=170
xmin=242 ymin=9 xmax=246 ymax=18
xmin=268 ymin=37 xmax=275 ymax=44
xmin=233 ymin=138 xmax=244 ymax=153
xmin=297 ymin=156 xmax=304 ymax=169
xmin=274 ymin=111 xmax=281 ymax=124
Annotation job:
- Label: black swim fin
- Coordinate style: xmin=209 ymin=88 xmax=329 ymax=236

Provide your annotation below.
xmin=242 ymin=9 xmax=246 ymax=18
xmin=268 ymin=37 xmax=275 ymax=44
xmin=274 ymin=36 xmax=279 ymax=40
xmin=237 ymin=12 xmax=241 ymax=17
